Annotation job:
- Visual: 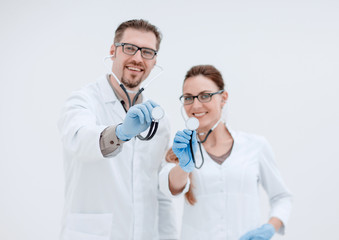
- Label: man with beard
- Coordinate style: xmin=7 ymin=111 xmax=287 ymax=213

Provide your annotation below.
xmin=58 ymin=19 xmax=178 ymax=240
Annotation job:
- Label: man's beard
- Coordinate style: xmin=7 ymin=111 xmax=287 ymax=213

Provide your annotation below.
xmin=121 ymin=76 xmax=142 ymax=89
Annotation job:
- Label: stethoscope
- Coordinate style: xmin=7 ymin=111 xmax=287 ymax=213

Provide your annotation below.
xmin=182 ymin=106 xmax=222 ymax=169
xmin=103 ymin=56 xmax=164 ymax=140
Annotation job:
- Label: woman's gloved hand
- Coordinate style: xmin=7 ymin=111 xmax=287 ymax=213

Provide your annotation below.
xmin=172 ymin=129 xmax=197 ymax=173
xmin=239 ymin=223 xmax=275 ymax=240
xmin=116 ymin=100 xmax=157 ymax=141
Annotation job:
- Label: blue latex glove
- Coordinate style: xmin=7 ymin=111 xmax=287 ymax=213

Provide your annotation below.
xmin=116 ymin=100 xmax=157 ymax=141
xmin=172 ymin=129 xmax=197 ymax=173
xmin=239 ymin=223 xmax=275 ymax=240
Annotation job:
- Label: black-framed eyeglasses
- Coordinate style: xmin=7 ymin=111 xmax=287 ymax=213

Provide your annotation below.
xmin=179 ymin=90 xmax=224 ymax=105
xmin=114 ymin=43 xmax=157 ymax=60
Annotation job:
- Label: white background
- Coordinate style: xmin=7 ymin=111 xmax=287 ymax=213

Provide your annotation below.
xmin=1 ymin=0 xmax=338 ymax=239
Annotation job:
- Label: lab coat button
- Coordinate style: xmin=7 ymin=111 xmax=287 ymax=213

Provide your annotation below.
xmin=110 ymin=140 xmax=114 ymax=144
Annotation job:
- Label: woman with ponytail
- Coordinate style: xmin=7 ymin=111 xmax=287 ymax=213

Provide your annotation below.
xmin=159 ymin=65 xmax=292 ymax=240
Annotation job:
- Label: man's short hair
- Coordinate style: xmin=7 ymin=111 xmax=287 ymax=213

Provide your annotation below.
xmin=114 ymin=19 xmax=162 ymax=50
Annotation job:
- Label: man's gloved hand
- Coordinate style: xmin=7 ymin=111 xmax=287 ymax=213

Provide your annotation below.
xmin=116 ymin=100 xmax=157 ymax=141
xmin=239 ymin=223 xmax=275 ymax=240
xmin=172 ymin=129 xmax=197 ymax=173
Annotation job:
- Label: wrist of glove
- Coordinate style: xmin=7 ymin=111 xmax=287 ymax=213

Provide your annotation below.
xmin=239 ymin=223 xmax=275 ymax=240
xmin=116 ymin=100 xmax=158 ymax=141
xmin=172 ymin=129 xmax=197 ymax=173
xmin=115 ymin=123 xmax=131 ymax=141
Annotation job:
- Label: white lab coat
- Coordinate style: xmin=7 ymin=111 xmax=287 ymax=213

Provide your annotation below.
xmin=58 ymin=75 xmax=178 ymax=240
xmin=159 ymin=128 xmax=292 ymax=240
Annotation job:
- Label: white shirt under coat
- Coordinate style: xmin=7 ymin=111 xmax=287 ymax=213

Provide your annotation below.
xmin=58 ymin=75 xmax=178 ymax=240
xmin=159 ymin=128 xmax=292 ymax=240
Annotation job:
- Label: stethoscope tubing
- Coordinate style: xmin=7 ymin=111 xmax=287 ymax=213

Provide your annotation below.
xmin=103 ymin=56 xmax=163 ymax=141
xmin=190 ymin=137 xmax=204 ymax=169
xmin=137 ymin=121 xmax=159 ymax=140
xmin=189 ymin=119 xmax=222 ymax=169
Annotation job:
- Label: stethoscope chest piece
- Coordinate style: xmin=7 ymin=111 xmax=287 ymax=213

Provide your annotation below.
xmin=186 ymin=117 xmax=199 ymax=130
xmin=152 ymin=106 xmax=164 ymax=121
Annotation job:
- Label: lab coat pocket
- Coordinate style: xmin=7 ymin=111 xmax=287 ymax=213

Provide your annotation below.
xmin=62 ymin=213 xmax=112 ymax=240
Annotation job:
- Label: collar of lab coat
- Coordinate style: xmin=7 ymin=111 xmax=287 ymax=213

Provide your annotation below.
xmin=98 ymin=74 xmax=143 ymax=104
xmin=197 ymin=123 xmax=237 ymax=167
xmin=97 ymin=75 xmax=147 ymax=121
xmin=199 ymin=122 xmax=237 ymax=152
xmin=97 ymin=75 xmax=119 ymax=103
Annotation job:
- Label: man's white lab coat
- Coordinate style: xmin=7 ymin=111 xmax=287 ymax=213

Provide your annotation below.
xmin=58 ymin=76 xmax=178 ymax=240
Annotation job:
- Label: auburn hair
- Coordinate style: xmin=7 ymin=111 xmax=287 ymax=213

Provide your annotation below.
xmin=184 ymin=64 xmax=224 ymax=90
